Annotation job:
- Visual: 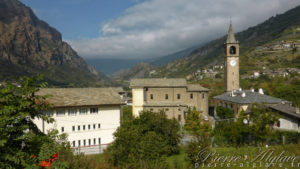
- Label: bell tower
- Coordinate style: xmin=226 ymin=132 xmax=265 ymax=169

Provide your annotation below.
xmin=224 ymin=22 xmax=239 ymax=92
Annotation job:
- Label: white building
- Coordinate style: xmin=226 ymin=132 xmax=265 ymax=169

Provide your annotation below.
xmin=34 ymin=88 xmax=125 ymax=154
xmin=270 ymin=104 xmax=300 ymax=132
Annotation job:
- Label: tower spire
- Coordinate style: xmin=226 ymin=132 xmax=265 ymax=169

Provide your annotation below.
xmin=226 ymin=22 xmax=237 ymax=43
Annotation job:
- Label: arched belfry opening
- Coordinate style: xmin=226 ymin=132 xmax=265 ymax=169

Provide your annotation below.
xmin=229 ymin=46 xmax=236 ymax=55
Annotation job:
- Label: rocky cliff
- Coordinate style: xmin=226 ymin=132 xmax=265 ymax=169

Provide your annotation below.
xmin=0 ymin=0 xmax=107 ymax=86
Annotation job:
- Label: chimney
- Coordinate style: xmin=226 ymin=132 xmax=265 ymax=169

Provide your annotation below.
xmin=231 ymin=91 xmax=236 ymax=97
xmin=296 ymin=108 xmax=300 ymax=114
xmin=241 ymin=92 xmax=246 ymax=98
xmin=258 ymin=88 xmax=264 ymax=95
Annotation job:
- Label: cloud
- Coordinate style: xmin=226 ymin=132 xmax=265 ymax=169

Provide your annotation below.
xmin=68 ymin=0 xmax=300 ymax=59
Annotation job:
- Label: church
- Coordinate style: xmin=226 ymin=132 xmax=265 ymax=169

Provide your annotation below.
xmin=212 ymin=23 xmax=300 ymax=132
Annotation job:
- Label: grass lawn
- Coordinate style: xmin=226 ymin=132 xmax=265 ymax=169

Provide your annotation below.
xmin=167 ymin=144 xmax=300 ymax=169
xmin=166 ymin=149 xmax=190 ymax=169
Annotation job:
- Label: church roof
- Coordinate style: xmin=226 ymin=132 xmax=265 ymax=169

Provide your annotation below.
xmin=226 ymin=22 xmax=238 ymax=43
xmin=213 ymin=90 xmax=286 ymax=104
xmin=130 ymin=78 xmax=209 ymax=91
xmin=130 ymin=78 xmax=187 ymax=87
xmin=187 ymin=84 xmax=209 ymax=92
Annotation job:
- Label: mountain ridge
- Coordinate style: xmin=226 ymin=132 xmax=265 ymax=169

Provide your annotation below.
xmin=0 ymin=0 xmax=107 ymax=86
xmin=154 ymin=5 xmax=300 ymax=78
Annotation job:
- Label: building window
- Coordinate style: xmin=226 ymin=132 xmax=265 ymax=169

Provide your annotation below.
xmin=68 ymin=109 xmax=77 ymax=116
xmin=88 ymin=139 xmax=91 ymax=146
xmin=72 ymin=126 xmax=75 ymax=131
xmin=83 ymin=140 xmax=86 ymax=146
xmin=165 ymin=108 xmax=169 ymax=111
xmin=98 ymin=124 xmax=101 ymax=129
xmin=72 ymin=141 xmax=75 ymax=147
xmin=93 ymin=124 xmax=96 ymax=129
xmin=93 ymin=138 xmax=96 ymax=145
xmin=202 ymin=93 xmax=205 ymax=99
xmin=78 ymin=125 xmax=80 ymax=131
xmin=61 ymin=127 xmax=64 ymax=133
xmin=277 ymin=121 xmax=281 ymax=127
xmin=177 ymin=94 xmax=181 ymax=99
xmin=90 ymin=107 xmax=98 ymax=114
xmin=98 ymin=138 xmax=101 ymax=145
xmin=45 ymin=110 xmax=53 ymax=116
xmin=88 ymin=124 xmax=90 ymax=130
xmin=80 ymin=108 xmax=88 ymax=115
xmin=56 ymin=109 xmax=65 ymax=116
xmin=165 ymin=94 xmax=168 ymax=100
xmin=178 ymin=114 xmax=181 ymax=121
xmin=190 ymin=93 xmax=193 ymax=99
xmin=150 ymin=108 xmax=153 ymax=111
xmin=150 ymin=94 xmax=153 ymax=100
xmin=78 ymin=140 xmax=81 ymax=147
xmin=83 ymin=125 xmax=86 ymax=130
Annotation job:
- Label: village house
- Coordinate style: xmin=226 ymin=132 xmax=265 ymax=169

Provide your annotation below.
xmin=270 ymin=103 xmax=300 ymax=132
xmin=34 ymin=88 xmax=125 ymax=154
xmin=130 ymin=78 xmax=209 ymax=121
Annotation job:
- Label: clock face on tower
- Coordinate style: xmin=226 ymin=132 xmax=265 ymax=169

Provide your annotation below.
xmin=230 ymin=60 xmax=236 ymax=67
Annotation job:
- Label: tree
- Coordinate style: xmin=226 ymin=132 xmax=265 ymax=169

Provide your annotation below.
xmin=248 ymin=104 xmax=279 ymax=145
xmin=0 ymin=76 xmax=68 ymax=168
xmin=213 ymin=104 xmax=280 ymax=147
xmin=213 ymin=107 xmax=247 ymax=146
xmin=216 ymin=106 xmax=234 ymax=119
xmin=121 ymin=105 xmax=133 ymax=123
xmin=184 ymin=108 xmax=212 ymax=165
xmin=104 ymin=111 xmax=180 ymax=168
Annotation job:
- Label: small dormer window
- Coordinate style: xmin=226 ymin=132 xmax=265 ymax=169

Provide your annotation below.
xmin=45 ymin=110 xmax=53 ymax=116
xmin=90 ymin=107 xmax=98 ymax=114
xmin=68 ymin=109 xmax=77 ymax=116
xmin=80 ymin=108 xmax=87 ymax=115
xmin=56 ymin=109 xmax=65 ymax=116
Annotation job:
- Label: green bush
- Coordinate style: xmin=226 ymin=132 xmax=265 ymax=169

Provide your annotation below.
xmin=105 ymin=111 xmax=180 ymax=168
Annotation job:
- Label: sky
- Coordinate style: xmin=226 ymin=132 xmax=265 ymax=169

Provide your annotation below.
xmin=20 ymin=0 xmax=300 ymax=60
